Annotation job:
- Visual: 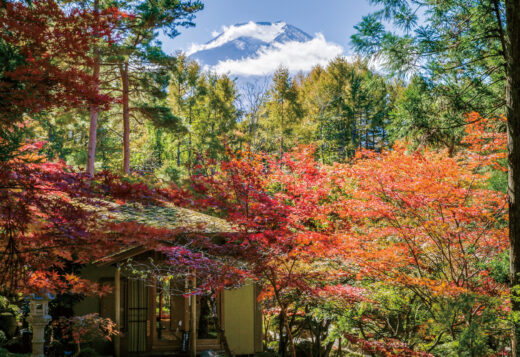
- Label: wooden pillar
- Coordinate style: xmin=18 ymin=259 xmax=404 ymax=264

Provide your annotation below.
xmin=114 ymin=266 xmax=121 ymax=357
xmin=190 ymin=274 xmax=197 ymax=357
xmin=184 ymin=277 xmax=190 ymax=334
xmin=147 ymin=276 xmax=155 ymax=352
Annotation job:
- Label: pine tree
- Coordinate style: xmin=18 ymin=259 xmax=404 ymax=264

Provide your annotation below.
xmin=262 ymin=66 xmax=303 ymax=157
xmin=113 ymin=0 xmax=203 ymax=174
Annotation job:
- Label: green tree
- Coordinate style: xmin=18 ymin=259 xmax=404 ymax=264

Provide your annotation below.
xmin=168 ymin=54 xmax=201 ymax=170
xmin=262 ymin=66 xmax=303 ymax=156
xmin=297 ymin=65 xmax=330 ymax=162
xmin=167 ymin=61 xmax=240 ymax=173
xmin=389 ymin=75 xmax=463 ymax=155
xmin=194 ymin=72 xmax=239 ymax=160
xmin=296 ymin=58 xmax=391 ymax=162
xmin=113 ymin=0 xmax=203 ymax=174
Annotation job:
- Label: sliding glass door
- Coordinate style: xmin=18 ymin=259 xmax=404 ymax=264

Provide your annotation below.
xmin=127 ymin=279 xmax=148 ymax=353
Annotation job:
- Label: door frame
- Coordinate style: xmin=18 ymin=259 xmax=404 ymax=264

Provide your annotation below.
xmin=148 ymin=278 xmax=222 ymax=353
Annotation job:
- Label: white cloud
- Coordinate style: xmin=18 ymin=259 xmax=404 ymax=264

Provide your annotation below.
xmin=210 ymin=34 xmax=345 ymax=76
xmin=187 ymin=21 xmax=286 ymax=56
xmin=211 ymin=30 xmax=221 ymax=38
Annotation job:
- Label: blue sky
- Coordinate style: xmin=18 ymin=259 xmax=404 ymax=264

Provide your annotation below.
xmin=160 ymin=0 xmax=378 ymax=56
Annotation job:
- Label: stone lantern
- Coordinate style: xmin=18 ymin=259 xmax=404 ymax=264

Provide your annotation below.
xmin=27 ymin=293 xmax=54 ymax=357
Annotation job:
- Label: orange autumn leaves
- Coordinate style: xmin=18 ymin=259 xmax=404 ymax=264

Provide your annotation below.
xmin=345 ymin=142 xmax=507 ymax=297
xmin=181 ymin=116 xmax=509 ymax=355
xmin=188 ymin=112 xmax=508 ymax=303
xmin=462 ymin=112 xmax=507 ymax=172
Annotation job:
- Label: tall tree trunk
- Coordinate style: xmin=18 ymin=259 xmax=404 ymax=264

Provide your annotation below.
xmin=119 ymin=61 xmax=130 ymax=174
xmin=316 ymin=322 xmax=321 ymax=357
xmin=189 ymin=105 xmax=193 ymax=172
xmin=280 ymin=100 xmax=285 ymax=159
xmin=177 ymin=141 xmax=181 ymax=167
xmin=319 ymin=108 xmax=325 ymax=164
xmin=86 ymin=0 xmax=100 ymax=176
xmin=86 ymin=81 xmax=99 ymax=176
xmin=272 ymin=284 xmax=296 ymax=357
xmin=337 ymin=103 xmax=346 ymax=161
xmin=350 ymin=112 xmax=357 ymax=156
xmin=282 ymin=310 xmax=296 ymax=357
xmin=381 ymin=126 xmax=387 ymax=150
xmin=278 ymin=311 xmax=286 ymax=357
xmin=248 ymin=113 xmax=254 ymax=148
xmin=364 ymin=112 xmax=368 ymax=150
xmin=507 ymin=1 xmax=520 ymax=355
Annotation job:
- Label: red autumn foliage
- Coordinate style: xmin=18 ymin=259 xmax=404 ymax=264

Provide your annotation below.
xmin=0 ymin=154 xmax=115 ymax=294
xmin=182 ymin=148 xmax=366 ymax=356
xmin=0 ymin=139 xmax=252 ymax=297
xmin=52 ymin=313 xmax=119 ymax=352
xmin=0 ymin=0 xmax=119 ymax=123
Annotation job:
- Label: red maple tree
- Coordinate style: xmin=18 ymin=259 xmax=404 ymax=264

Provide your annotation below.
xmin=0 ymin=0 xmax=119 ymax=124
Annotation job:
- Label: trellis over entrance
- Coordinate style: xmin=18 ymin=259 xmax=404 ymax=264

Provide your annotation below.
xmin=73 ymin=248 xmax=263 ymax=357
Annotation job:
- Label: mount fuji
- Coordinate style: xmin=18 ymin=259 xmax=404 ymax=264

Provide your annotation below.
xmin=187 ymin=21 xmax=344 ymax=77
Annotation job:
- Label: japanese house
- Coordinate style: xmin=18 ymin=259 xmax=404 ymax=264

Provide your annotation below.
xmin=73 ymin=201 xmax=263 ymax=356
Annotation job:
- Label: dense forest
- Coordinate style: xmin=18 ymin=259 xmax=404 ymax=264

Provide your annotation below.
xmin=1 ymin=0 xmax=520 ymax=356
xmin=41 ymin=55 xmax=394 ymax=179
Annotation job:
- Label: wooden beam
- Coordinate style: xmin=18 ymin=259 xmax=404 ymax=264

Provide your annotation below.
xmin=190 ymin=273 xmax=197 ymax=357
xmin=94 ymin=246 xmax=149 ymax=266
xmin=114 ymin=266 xmax=121 ymax=357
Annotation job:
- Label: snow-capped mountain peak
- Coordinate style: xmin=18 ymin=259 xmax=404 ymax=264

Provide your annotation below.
xmin=202 ymin=22 xmax=284 ymax=51
xmin=187 ymin=21 xmax=312 ymax=56
xmin=187 ymin=21 xmax=343 ymax=77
